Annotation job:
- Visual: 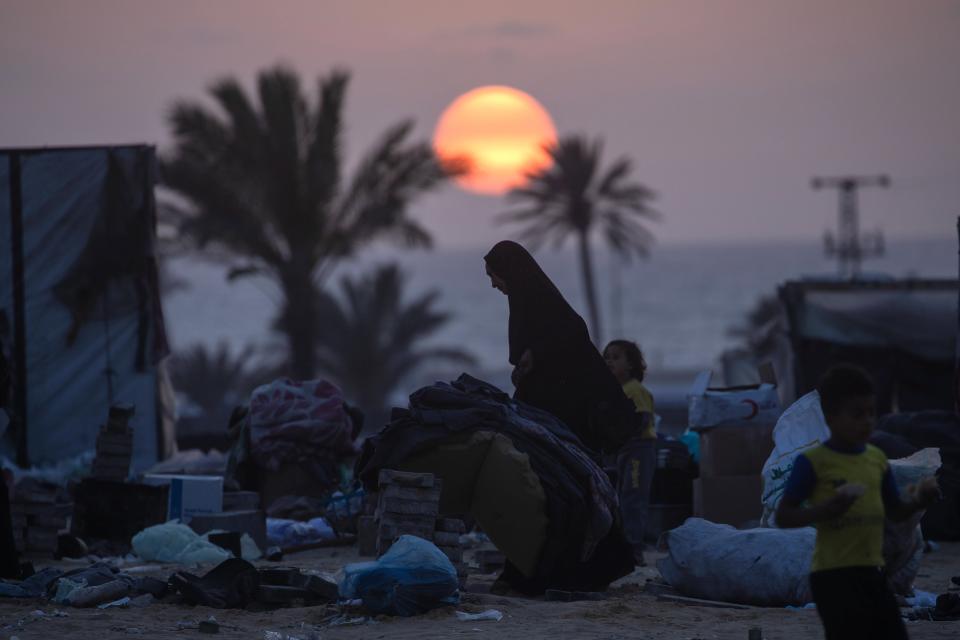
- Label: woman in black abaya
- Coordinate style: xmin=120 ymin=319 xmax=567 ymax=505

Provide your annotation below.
xmin=484 ymin=240 xmax=637 ymax=595
xmin=484 ymin=240 xmax=634 ymax=455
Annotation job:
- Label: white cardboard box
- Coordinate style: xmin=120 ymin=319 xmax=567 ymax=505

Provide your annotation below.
xmin=143 ymin=474 xmax=223 ymax=524
xmin=687 ymin=368 xmax=781 ymax=429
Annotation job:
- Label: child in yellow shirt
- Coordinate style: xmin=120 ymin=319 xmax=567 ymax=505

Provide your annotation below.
xmin=603 ymin=339 xmax=656 ymax=565
xmin=776 ymin=365 xmax=939 ymax=640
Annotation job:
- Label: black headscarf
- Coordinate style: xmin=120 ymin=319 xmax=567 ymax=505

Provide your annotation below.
xmin=484 ymin=240 xmax=588 ymax=366
xmin=484 ymin=241 xmax=638 ymax=454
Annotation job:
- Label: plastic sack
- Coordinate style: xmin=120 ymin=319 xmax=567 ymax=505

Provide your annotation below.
xmin=267 ymin=517 xmax=336 ymax=547
xmin=760 ymin=391 xmax=831 ymax=525
xmin=132 ymin=522 xmax=231 ymax=564
xmin=339 ymin=535 xmax=459 ymax=616
xmin=133 ymin=522 xmax=263 ymax=564
xmin=657 ymin=517 xmax=815 ymax=606
xmin=885 ymin=448 xmax=941 ymax=595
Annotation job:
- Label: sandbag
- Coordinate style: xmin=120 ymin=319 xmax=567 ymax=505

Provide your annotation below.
xmin=339 ymin=535 xmax=458 ymax=616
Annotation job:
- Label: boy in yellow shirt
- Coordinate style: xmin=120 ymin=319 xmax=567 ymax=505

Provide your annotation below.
xmin=776 ymin=365 xmax=939 ymax=640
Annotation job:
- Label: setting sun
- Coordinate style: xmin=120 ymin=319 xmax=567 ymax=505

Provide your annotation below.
xmin=433 ymin=85 xmax=558 ymax=196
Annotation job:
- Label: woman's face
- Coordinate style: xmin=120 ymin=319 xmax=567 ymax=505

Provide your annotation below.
xmin=485 ymin=262 xmax=508 ymax=295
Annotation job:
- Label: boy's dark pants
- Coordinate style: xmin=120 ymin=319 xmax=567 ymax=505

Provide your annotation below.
xmin=616 ymin=438 xmax=656 ymax=559
xmin=810 ymin=566 xmax=908 ymax=640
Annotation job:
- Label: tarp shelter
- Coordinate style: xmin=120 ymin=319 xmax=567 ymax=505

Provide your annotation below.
xmin=0 ymin=145 xmax=174 ymax=470
xmin=777 ymin=279 xmax=959 ymax=413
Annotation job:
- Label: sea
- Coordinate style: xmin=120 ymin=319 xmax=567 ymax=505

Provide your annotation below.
xmin=164 ymin=236 xmax=957 ymax=400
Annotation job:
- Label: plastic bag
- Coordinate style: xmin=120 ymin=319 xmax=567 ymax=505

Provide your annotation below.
xmin=658 ymin=518 xmax=815 ymax=606
xmin=266 ymin=517 xmax=336 ymax=547
xmin=339 ymin=535 xmax=459 ymax=616
xmin=885 ymin=448 xmax=941 ymax=595
xmin=132 ymin=522 xmax=230 ymax=564
xmin=760 ymin=391 xmax=831 ymax=525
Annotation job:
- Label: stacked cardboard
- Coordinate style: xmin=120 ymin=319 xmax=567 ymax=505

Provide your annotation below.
xmin=91 ymin=405 xmax=135 ymax=481
xmin=10 ymin=479 xmax=72 ymax=554
xmin=689 ymin=367 xmax=779 ymax=527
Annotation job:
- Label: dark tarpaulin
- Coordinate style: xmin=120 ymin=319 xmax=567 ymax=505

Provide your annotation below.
xmin=356 ymin=374 xmax=634 ymax=594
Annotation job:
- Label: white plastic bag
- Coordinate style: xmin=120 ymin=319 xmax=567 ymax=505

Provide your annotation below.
xmin=132 ymin=521 xmax=262 ymax=564
xmin=760 ymin=391 xmax=831 ymax=525
xmin=885 ymin=448 xmax=941 ymax=595
xmin=657 ymin=518 xmax=815 ymax=606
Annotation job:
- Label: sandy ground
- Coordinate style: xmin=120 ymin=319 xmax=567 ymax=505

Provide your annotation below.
xmin=2 ymin=543 xmax=960 ymax=640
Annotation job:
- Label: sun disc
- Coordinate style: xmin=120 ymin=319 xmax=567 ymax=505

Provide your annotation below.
xmin=433 ymin=86 xmax=558 ymax=195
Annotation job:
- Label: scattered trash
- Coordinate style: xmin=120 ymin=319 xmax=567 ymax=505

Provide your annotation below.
xmin=906 ymin=590 xmax=938 ymax=609
xmin=544 ymin=589 xmax=607 ymax=602
xmin=98 ymin=596 xmax=132 ymax=609
xmin=340 ymin=535 xmax=459 ymax=616
xmin=67 ymin=578 xmax=131 ymax=608
xmin=265 ymin=546 xmax=284 ymax=562
xmin=266 ymin=517 xmax=336 ymax=548
xmin=0 ymin=567 xmax=63 ymax=598
xmin=130 ymin=594 xmax=155 ymax=608
xmin=169 ymin=558 xmax=259 ymax=609
xmin=263 ymin=627 xmax=323 ymax=640
xmin=198 ymin=616 xmax=220 ymax=634
xmin=325 ymin=614 xmax=373 ymax=627
xmin=455 ymin=609 xmax=503 ymax=622
xmin=53 ymin=577 xmax=88 ymax=604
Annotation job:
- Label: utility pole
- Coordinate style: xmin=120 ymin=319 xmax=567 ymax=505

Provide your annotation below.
xmin=812 ymin=175 xmax=889 ymax=279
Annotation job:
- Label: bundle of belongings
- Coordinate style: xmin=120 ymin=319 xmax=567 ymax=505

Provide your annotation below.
xmin=226 ymin=379 xmax=362 ymax=508
xmin=356 ymin=374 xmax=635 ymax=595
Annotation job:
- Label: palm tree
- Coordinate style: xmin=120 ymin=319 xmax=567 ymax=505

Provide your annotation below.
xmin=161 ymin=66 xmax=458 ymax=378
xmin=726 ymin=294 xmax=783 ymax=358
xmin=169 ymin=342 xmax=257 ymax=421
xmin=499 ymin=135 xmax=659 ymax=343
xmin=313 ymin=264 xmax=475 ymax=425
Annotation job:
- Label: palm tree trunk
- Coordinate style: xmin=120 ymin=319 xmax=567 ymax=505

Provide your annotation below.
xmin=577 ymin=231 xmax=602 ymax=344
xmin=280 ymin=270 xmax=320 ymax=380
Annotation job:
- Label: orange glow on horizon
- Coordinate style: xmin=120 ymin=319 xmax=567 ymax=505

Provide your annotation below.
xmin=433 ymin=86 xmax=558 ymax=196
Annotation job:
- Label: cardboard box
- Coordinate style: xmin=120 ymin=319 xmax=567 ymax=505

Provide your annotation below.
xmin=692 ymin=475 xmax=762 ymax=527
xmin=143 ymin=474 xmax=223 ymax=523
xmin=697 ymin=423 xmax=775 ymax=477
xmin=688 ymin=366 xmax=781 ymax=429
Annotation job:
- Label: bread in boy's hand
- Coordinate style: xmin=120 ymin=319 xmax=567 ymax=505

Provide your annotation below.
xmin=835 ymin=483 xmax=867 ymax=499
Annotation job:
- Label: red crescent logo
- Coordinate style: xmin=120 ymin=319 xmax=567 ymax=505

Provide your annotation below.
xmin=742 ymin=399 xmax=759 ymax=420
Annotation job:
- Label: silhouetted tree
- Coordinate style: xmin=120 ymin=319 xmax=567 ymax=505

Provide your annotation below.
xmin=500 ymin=135 xmax=658 ymax=343
xmin=169 ymin=342 xmax=257 ymax=421
xmin=726 ymin=294 xmax=783 ymax=358
xmin=313 ymin=264 xmax=475 ymax=421
xmin=161 ymin=66 xmax=456 ymax=378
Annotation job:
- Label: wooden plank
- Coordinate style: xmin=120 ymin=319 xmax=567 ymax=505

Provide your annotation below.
xmin=656 ymin=593 xmax=755 ymax=610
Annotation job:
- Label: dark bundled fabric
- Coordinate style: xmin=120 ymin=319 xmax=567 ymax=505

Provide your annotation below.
xmin=483 ymin=241 xmax=638 ymax=453
xmin=356 ymin=374 xmax=635 ymax=594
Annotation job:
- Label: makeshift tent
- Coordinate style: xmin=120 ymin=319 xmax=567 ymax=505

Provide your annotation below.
xmin=0 ymin=145 xmax=173 ymax=470
xmin=776 ymin=279 xmax=959 ymax=412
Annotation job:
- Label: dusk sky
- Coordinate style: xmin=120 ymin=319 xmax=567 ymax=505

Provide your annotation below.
xmin=2 ymin=0 xmax=958 ymax=248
